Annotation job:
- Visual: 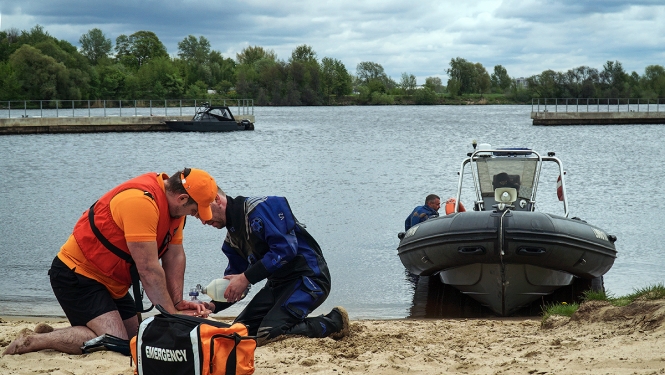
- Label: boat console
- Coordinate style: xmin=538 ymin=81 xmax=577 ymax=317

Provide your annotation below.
xmin=456 ymin=143 xmax=568 ymax=216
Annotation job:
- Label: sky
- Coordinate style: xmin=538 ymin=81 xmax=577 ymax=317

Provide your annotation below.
xmin=1 ymin=0 xmax=664 ymax=84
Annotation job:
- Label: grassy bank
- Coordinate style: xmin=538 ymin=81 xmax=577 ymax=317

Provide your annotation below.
xmin=542 ymin=282 xmax=665 ymax=321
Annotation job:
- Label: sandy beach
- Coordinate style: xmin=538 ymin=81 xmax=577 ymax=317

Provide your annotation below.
xmin=2 ymin=300 xmax=665 ymax=375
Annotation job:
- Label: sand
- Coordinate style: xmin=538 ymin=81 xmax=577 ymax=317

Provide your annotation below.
xmin=2 ymin=299 xmax=665 ymax=375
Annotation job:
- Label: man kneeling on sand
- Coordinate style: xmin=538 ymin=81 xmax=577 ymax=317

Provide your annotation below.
xmin=198 ymin=189 xmax=349 ymax=346
xmin=3 ymin=169 xmax=215 ymax=355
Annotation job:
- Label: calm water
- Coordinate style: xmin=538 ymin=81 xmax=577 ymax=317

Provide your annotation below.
xmin=1 ymin=105 xmax=664 ymax=319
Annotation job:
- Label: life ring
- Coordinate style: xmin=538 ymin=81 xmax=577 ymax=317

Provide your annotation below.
xmin=444 ymin=198 xmax=466 ymax=215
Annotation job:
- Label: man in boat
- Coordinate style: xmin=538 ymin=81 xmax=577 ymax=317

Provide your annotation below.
xmin=404 ymin=194 xmax=441 ymax=231
xmin=3 ymin=169 xmax=216 ymax=355
xmin=197 ymin=190 xmax=349 ymax=346
xmin=493 ymin=172 xmax=520 ymax=190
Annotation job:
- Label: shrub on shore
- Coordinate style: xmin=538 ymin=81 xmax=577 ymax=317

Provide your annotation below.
xmin=542 ymin=282 xmax=665 ymax=321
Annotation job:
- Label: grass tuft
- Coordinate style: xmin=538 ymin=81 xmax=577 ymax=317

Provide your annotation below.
xmin=541 ymin=301 xmax=579 ymax=323
xmin=541 ymin=282 xmax=665 ymax=319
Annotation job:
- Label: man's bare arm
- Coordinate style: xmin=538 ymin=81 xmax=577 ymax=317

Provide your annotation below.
xmin=127 ymin=241 xmax=178 ymax=314
xmin=161 ymin=243 xmax=186 ymax=304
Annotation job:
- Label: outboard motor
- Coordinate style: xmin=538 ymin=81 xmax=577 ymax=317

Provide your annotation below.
xmin=241 ymin=119 xmax=254 ymax=130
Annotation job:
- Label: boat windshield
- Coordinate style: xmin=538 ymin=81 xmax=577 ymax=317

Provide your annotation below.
xmin=475 ymin=157 xmax=538 ymax=199
xmin=193 ymin=106 xmax=233 ymax=121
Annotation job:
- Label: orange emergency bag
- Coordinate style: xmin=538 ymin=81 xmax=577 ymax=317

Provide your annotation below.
xmin=130 ymin=305 xmax=256 ymax=375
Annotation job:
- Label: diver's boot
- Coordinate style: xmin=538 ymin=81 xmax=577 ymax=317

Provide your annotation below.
xmin=280 ymin=306 xmax=350 ymax=340
xmin=325 ymin=306 xmax=349 ymax=340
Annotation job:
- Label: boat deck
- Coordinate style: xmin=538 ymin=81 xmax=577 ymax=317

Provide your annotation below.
xmin=0 ymin=114 xmax=256 ymax=134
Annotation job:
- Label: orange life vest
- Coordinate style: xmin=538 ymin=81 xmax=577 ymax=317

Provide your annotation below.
xmin=444 ymin=198 xmax=466 ymax=215
xmin=72 ymin=173 xmax=180 ymax=286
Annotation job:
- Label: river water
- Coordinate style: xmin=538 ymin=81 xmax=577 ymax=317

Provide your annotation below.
xmin=0 ymin=105 xmax=663 ymax=319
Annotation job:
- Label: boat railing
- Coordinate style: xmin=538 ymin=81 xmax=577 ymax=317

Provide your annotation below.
xmin=456 ymin=149 xmax=568 ymax=217
xmin=0 ymin=99 xmax=254 ymax=119
xmin=531 ymin=98 xmax=664 ymax=113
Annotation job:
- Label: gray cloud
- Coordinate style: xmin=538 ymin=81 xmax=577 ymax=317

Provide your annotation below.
xmin=1 ymin=0 xmax=664 ymax=84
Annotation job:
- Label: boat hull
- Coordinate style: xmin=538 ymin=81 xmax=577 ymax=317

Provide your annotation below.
xmin=398 ymin=210 xmax=617 ymax=315
xmin=165 ymin=120 xmax=250 ymax=132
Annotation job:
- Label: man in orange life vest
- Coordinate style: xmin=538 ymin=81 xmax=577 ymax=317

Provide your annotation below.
xmin=3 ymin=168 xmax=217 ymax=355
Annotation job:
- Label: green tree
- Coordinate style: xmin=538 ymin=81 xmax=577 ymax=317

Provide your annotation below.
xmin=236 ymin=46 xmax=276 ymax=65
xmin=234 ymin=63 xmax=261 ymax=99
xmin=0 ymin=62 xmax=21 ymax=100
xmin=136 ymin=56 xmax=182 ymax=98
xmin=9 ymin=44 xmax=68 ymax=99
xmin=490 ymin=65 xmax=511 ymax=92
xmin=19 ymin=25 xmax=51 ymax=46
xmin=356 ymin=61 xmax=396 ymax=95
xmin=177 ymin=35 xmax=214 ymax=90
xmin=413 ymin=87 xmax=437 ymax=104
xmin=599 ymin=60 xmax=629 ymax=97
xmin=447 ymin=57 xmax=479 ymax=95
xmin=114 ymin=34 xmax=130 ymax=57
xmin=79 ymin=28 xmax=112 ymax=65
xmin=95 ymin=63 xmax=129 ymax=98
xmin=288 ymin=45 xmax=321 ymax=105
xmin=184 ymin=80 xmax=208 ymax=99
xmin=177 ymin=35 xmax=211 ymax=64
xmin=208 ymin=50 xmax=236 ymax=91
xmin=642 ymin=65 xmax=665 ymax=97
xmin=321 ymin=57 xmax=352 ymax=99
xmin=400 ymin=73 xmax=417 ymax=95
xmin=475 ymin=63 xmax=491 ymax=97
xmin=424 ymin=77 xmax=443 ymax=93
xmin=356 ymin=61 xmax=387 ymax=83
xmin=526 ymin=70 xmax=566 ymax=98
xmin=563 ymin=66 xmax=599 ymax=98
xmin=447 ymin=79 xmax=461 ymax=98
xmin=0 ymin=28 xmax=22 ymax=61
xmin=115 ymin=31 xmax=167 ymax=68
xmin=34 ymin=39 xmax=93 ymax=99
xmin=290 ymin=44 xmax=317 ymax=63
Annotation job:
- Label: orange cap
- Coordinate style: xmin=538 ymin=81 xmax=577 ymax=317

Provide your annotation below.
xmin=180 ymin=169 xmax=217 ymax=221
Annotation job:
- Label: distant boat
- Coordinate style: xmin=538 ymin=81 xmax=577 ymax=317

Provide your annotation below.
xmin=164 ymin=102 xmax=254 ymax=132
xmin=397 ymin=142 xmax=617 ymax=316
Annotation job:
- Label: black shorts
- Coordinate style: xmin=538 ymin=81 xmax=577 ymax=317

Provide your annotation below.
xmin=49 ymin=256 xmax=136 ymax=326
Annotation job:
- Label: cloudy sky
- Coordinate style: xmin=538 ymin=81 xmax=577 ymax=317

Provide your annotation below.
xmin=1 ymin=0 xmax=664 ymax=83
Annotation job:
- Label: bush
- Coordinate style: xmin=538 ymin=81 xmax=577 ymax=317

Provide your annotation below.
xmin=413 ymin=88 xmax=438 ymax=105
xmin=369 ymin=92 xmax=394 ymax=105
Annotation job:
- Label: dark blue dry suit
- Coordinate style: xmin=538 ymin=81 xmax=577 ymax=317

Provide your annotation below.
xmin=404 ymin=205 xmax=439 ymax=231
xmin=211 ymin=196 xmax=346 ymax=345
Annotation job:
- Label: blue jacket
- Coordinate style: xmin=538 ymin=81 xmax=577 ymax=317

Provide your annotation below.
xmin=404 ymin=205 xmax=439 ymax=231
xmin=222 ymin=196 xmax=327 ymax=284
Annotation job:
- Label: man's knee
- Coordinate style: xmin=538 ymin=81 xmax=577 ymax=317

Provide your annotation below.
xmin=86 ymin=310 xmax=129 ymax=339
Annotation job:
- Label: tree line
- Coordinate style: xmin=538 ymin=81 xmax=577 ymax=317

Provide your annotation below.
xmin=1 ymin=25 xmax=664 ymax=105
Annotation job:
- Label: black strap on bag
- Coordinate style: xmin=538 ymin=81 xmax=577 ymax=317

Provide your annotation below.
xmin=153 ymin=305 xmax=255 ymax=375
xmin=210 ymin=332 xmax=242 ymax=375
xmin=88 ymin=201 xmax=153 ymax=313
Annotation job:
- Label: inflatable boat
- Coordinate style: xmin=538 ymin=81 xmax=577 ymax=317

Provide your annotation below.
xmin=397 ymin=142 xmax=617 ymax=316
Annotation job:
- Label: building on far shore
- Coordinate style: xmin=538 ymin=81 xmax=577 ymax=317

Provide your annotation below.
xmin=514 ymin=77 xmax=528 ymax=89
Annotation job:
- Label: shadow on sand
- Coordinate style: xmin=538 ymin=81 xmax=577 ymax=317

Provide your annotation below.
xmin=407 ymin=272 xmax=600 ymax=319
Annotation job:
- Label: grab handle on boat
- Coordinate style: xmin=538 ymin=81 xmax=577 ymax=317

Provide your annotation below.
xmin=517 ymin=247 xmax=546 ymax=255
xmin=458 ymin=246 xmax=485 ymax=255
